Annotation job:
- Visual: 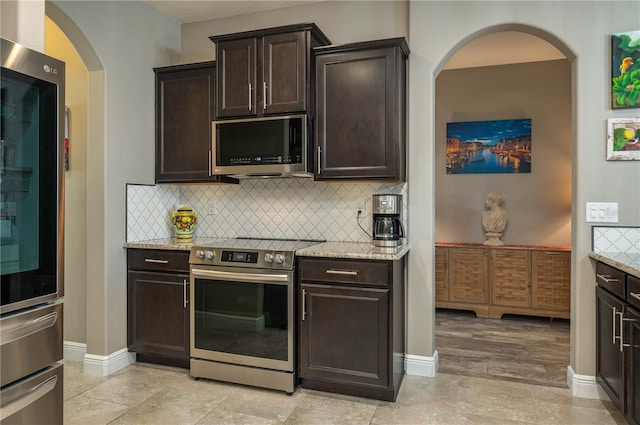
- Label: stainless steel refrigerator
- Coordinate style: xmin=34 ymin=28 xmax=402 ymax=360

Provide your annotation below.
xmin=0 ymin=38 xmax=65 ymax=425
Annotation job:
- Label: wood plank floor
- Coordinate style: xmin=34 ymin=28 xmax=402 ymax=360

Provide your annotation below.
xmin=436 ymin=308 xmax=570 ymax=388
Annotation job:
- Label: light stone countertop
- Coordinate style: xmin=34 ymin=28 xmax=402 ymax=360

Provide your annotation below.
xmin=295 ymin=241 xmax=410 ymax=261
xmin=124 ymin=238 xmax=410 ymax=261
xmin=123 ymin=237 xmax=231 ymax=251
xmin=589 ymin=251 xmax=640 ymax=278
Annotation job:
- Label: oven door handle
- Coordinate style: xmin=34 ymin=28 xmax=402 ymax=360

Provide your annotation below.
xmin=191 ymin=268 xmax=290 ymax=284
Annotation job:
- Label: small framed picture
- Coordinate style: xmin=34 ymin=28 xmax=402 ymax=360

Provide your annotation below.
xmin=606 ymin=118 xmax=640 ymax=160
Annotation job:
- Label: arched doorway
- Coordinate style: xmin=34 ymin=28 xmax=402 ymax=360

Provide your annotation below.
xmin=45 ymin=3 xmax=107 ymax=374
xmin=433 ymin=25 xmax=575 ymax=387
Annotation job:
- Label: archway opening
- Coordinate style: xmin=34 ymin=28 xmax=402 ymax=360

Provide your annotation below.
xmin=433 ymin=26 xmax=574 ymax=387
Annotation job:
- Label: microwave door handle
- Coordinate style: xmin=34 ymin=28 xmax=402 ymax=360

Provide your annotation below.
xmin=211 ymin=122 xmax=216 ymax=176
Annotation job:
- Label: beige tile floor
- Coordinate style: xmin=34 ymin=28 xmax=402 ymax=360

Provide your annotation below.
xmin=63 ymin=359 xmax=626 ymax=425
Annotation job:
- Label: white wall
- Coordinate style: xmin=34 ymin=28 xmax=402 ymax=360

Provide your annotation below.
xmin=180 ymin=1 xmax=408 ymax=63
xmin=435 ymin=60 xmax=572 ymax=246
xmin=1 ymin=0 xmax=45 ymax=51
xmin=49 ymin=0 xmax=181 ymax=356
xmin=45 ymin=17 xmax=89 ymax=345
xmin=409 ymin=0 xmax=640 ymax=385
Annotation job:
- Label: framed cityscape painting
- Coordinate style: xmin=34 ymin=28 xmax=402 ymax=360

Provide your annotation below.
xmin=607 ymin=118 xmax=640 ymax=160
xmin=612 ymin=30 xmax=640 ymax=109
xmin=446 ymin=119 xmax=532 ymax=174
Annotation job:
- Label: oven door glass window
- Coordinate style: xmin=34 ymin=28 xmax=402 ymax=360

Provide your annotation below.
xmin=193 ymin=277 xmax=289 ymax=362
xmin=1 ymin=68 xmax=59 ymax=310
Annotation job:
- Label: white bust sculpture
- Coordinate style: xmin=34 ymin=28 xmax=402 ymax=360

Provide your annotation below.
xmin=482 ymin=191 xmax=508 ymax=246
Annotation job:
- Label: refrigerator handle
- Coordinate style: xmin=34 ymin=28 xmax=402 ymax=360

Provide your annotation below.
xmin=0 ymin=375 xmax=58 ymax=419
xmin=0 ymin=312 xmax=58 ymax=346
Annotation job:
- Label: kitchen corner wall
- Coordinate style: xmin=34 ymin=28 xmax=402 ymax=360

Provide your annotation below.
xmin=127 ymin=180 xmax=407 ymax=243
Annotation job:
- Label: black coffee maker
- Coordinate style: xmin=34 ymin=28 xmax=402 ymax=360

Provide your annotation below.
xmin=372 ymin=194 xmax=404 ymax=247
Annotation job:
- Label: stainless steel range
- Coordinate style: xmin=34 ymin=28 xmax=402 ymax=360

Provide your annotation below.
xmin=189 ymin=238 xmax=322 ymax=393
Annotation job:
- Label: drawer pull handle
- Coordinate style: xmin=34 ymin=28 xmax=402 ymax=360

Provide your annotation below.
xmin=144 ymin=259 xmax=169 ymax=264
xmin=326 ymin=269 xmax=358 ymax=276
xmin=631 ymin=292 xmax=640 ymax=302
xmin=596 ymin=273 xmax=620 ymax=283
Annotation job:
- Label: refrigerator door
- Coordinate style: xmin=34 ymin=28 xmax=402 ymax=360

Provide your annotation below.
xmin=1 ymin=38 xmax=65 ymax=315
xmin=0 ymin=301 xmax=62 ymax=387
xmin=0 ymin=363 xmax=63 ymax=425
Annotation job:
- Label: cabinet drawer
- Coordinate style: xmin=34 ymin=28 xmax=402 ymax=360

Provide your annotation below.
xmin=628 ymin=275 xmax=640 ymax=309
xmin=298 ymin=258 xmax=389 ymax=287
xmin=127 ymin=249 xmax=189 ymax=273
xmin=596 ymin=262 xmax=626 ymax=299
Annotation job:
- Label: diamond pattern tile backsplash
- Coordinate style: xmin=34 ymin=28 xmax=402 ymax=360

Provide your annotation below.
xmin=127 ymin=180 xmax=407 ymax=242
xmin=592 ymin=226 xmax=640 ymax=253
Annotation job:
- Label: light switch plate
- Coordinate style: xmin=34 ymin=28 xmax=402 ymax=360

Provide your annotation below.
xmin=586 ymin=202 xmax=618 ymax=223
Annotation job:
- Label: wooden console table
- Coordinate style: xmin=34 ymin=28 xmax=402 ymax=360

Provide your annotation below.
xmin=435 ymin=243 xmax=571 ymax=319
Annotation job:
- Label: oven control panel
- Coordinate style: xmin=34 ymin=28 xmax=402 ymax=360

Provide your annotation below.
xmin=190 ymin=248 xmax=294 ymax=270
xmin=221 ymin=251 xmax=259 ymax=264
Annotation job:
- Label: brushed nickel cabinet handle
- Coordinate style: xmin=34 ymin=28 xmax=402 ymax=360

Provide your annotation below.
xmin=326 ymin=269 xmax=358 ymax=276
xmin=612 ymin=306 xmax=618 ymax=345
xmin=248 ymin=83 xmax=252 ymax=111
xmin=597 ymin=274 xmax=620 ymax=283
xmin=183 ymin=279 xmax=188 ymax=309
xmin=302 ymin=289 xmax=307 ymax=321
xmin=617 ymin=310 xmax=624 ymax=352
xmin=144 ymin=259 xmax=169 ymax=264
xmin=630 ymin=292 xmax=640 ymax=302
xmin=263 ymin=81 xmax=268 ymax=110
xmin=317 ymin=146 xmax=321 ymax=175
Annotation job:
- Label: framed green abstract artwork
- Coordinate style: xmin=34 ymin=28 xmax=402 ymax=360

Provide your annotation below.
xmin=612 ymin=30 xmax=640 ymax=109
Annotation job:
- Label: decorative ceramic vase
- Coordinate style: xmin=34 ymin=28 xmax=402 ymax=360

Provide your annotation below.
xmin=172 ymin=205 xmax=197 ymax=242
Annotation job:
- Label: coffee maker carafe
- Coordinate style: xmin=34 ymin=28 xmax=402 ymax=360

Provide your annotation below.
xmin=372 ymin=194 xmax=404 ymax=247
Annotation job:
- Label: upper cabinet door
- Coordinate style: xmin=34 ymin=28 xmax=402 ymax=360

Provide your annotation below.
xmin=262 ymin=31 xmax=306 ymax=115
xmin=212 ymin=24 xmax=330 ymax=120
xmin=314 ymin=38 xmax=409 ymax=181
xmin=216 ymin=37 xmax=258 ymax=118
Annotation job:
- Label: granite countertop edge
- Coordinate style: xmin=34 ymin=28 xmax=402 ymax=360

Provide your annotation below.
xmin=123 ymin=237 xmax=230 ymax=251
xmin=124 ymin=239 xmax=410 ymax=261
xmin=589 ymin=251 xmax=640 ymax=278
xmin=295 ymin=242 xmax=410 ymax=261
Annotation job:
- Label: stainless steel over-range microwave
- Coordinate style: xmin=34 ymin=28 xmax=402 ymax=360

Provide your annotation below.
xmin=211 ymin=114 xmax=312 ymax=178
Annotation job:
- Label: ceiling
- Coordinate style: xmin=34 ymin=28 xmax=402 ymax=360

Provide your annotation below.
xmin=143 ymin=0 xmax=566 ymax=69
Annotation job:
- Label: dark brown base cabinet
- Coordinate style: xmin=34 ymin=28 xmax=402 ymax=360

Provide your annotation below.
xmin=595 ymin=262 xmax=640 ymax=425
xmin=297 ymin=257 xmax=406 ymax=401
xmin=127 ymin=249 xmax=190 ymax=368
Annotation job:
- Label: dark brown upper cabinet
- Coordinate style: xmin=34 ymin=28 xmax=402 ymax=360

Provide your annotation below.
xmin=314 ymin=38 xmax=409 ymax=181
xmin=154 ymin=62 xmax=237 ymax=184
xmin=210 ymin=23 xmax=331 ymax=119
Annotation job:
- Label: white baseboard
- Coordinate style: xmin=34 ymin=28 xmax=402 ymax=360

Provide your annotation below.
xmin=405 ymin=351 xmax=438 ymax=377
xmin=63 ymin=341 xmax=87 ymax=363
xmin=567 ymin=365 xmax=606 ymax=399
xmin=83 ymin=347 xmax=136 ymax=377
